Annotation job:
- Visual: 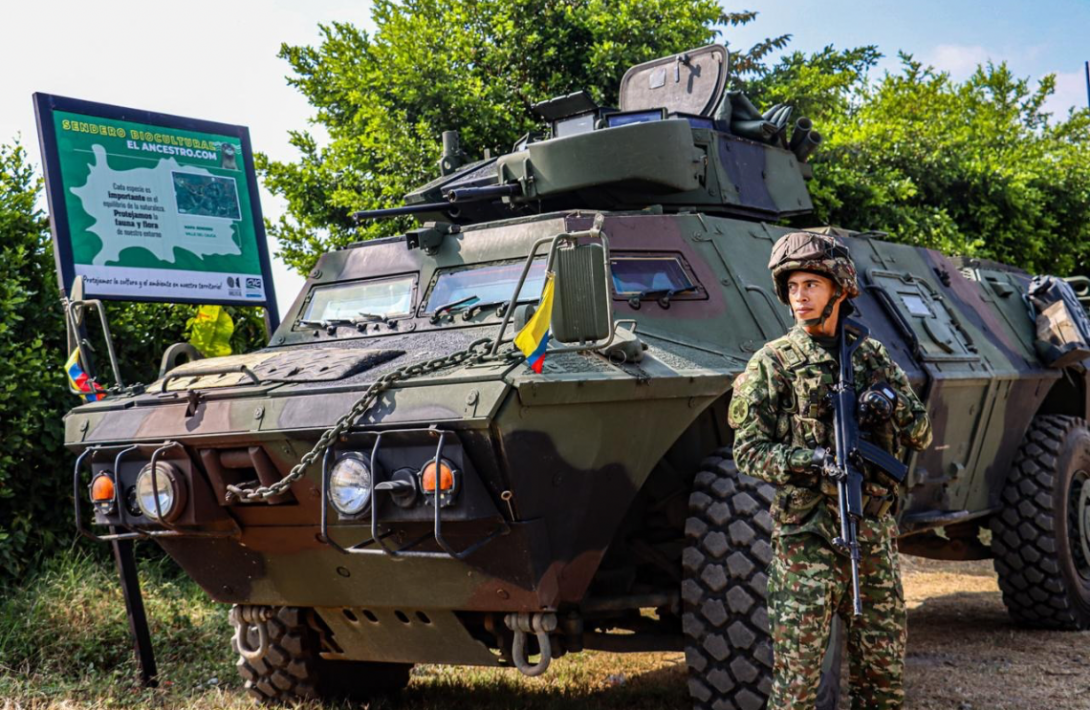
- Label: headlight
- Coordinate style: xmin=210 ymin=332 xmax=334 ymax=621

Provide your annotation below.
xmin=329 ymin=453 xmax=372 ymax=516
xmin=135 ymin=462 xmax=186 ymax=522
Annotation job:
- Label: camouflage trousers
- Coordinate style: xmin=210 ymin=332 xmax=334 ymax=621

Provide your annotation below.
xmin=766 ymin=520 xmax=907 ymax=710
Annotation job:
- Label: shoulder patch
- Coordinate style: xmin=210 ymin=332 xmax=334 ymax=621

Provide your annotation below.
xmin=728 ymin=397 xmax=750 ymax=428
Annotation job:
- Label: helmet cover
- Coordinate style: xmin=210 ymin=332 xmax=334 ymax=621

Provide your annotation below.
xmin=768 ymin=231 xmax=860 ymax=305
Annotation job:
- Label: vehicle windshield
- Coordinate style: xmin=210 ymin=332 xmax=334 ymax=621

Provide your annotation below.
xmin=425 ymin=259 xmax=547 ymax=312
xmin=610 ymin=255 xmax=694 ymax=295
xmin=302 ymin=276 xmax=415 ymax=322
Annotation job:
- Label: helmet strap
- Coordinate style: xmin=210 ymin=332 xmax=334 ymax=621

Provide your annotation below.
xmin=796 ymin=286 xmax=843 ymax=328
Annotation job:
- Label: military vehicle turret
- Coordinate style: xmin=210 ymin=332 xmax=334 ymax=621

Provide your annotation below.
xmin=66 ymin=45 xmax=1090 ymax=710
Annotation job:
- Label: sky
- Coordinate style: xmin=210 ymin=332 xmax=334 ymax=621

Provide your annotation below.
xmin=2 ymin=0 xmax=1087 ymax=317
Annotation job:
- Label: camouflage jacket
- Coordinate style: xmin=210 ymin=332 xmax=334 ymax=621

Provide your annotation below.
xmin=729 ymin=325 xmax=932 ymax=545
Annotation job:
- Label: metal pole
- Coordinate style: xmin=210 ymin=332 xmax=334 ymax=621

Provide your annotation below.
xmin=110 ymin=534 xmax=158 ymax=687
xmin=1085 ymin=61 xmax=1089 ymax=110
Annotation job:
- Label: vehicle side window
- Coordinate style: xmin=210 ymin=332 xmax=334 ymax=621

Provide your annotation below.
xmin=610 ymin=253 xmax=705 ymax=300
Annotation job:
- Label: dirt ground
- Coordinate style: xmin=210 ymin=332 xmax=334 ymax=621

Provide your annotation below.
xmin=2 ymin=557 xmax=1087 ymax=709
xmin=893 ymin=556 xmax=1090 ymax=710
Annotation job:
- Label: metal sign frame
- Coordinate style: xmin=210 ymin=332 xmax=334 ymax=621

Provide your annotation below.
xmin=33 ymin=93 xmax=279 ymax=328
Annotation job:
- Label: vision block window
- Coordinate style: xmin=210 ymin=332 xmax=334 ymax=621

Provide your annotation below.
xmin=611 ymin=255 xmax=698 ymax=297
xmin=425 ymin=258 xmax=547 ymax=313
xmin=900 ymin=293 xmax=933 ymax=317
xmin=303 ymin=276 xmax=415 ymax=322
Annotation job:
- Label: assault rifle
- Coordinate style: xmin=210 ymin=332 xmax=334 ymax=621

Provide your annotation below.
xmin=825 ymin=316 xmax=909 ymax=616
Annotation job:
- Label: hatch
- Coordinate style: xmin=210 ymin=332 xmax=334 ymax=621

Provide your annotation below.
xmin=867 ymin=269 xmax=979 ymax=363
xmin=618 ymin=44 xmax=728 ymax=116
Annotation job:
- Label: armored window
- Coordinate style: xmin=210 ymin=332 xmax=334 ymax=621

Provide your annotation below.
xmin=609 ymin=254 xmax=704 ymax=300
xmin=302 ymin=275 xmax=415 ymax=322
xmin=424 ymin=258 xmax=548 ymax=313
xmin=900 ymin=294 xmax=932 ymax=317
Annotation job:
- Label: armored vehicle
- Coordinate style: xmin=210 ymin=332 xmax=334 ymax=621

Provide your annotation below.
xmin=66 ymin=45 xmax=1090 ymax=709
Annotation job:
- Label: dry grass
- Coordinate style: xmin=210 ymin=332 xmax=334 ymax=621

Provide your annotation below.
xmin=2 ymin=552 xmax=1088 ymax=709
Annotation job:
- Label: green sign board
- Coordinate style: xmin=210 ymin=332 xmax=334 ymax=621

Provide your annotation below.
xmin=34 ymin=94 xmax=278 ymax=321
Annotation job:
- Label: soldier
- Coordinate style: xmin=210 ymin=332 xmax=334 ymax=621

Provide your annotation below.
xmin=728 ymin=232 xmax=932 ymax=710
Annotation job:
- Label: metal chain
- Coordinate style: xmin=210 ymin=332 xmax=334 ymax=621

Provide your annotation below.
xmin=224 ymin=338 xmax=523 ymax=503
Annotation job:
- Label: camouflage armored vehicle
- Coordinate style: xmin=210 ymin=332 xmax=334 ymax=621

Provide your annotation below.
xmin=66 ymin=45 xmax=1090 ymax=709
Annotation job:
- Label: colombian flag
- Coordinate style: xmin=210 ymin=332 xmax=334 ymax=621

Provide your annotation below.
xmin=514 ymin=274 xmax=555 ymax=373
xmin=65 ymin=348 xmax=106 ymax=402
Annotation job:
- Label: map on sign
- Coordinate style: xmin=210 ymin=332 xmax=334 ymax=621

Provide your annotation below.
xmin=34 ymin=95 xmax=275 ymax=310
xmin=71 ymin=145 xmax=244 ymax=266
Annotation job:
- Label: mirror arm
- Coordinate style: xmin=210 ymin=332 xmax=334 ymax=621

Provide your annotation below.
xmin=491 ymin=214 xmax=615 ymax=358
xmin=491 ymin=234 xmax=557 ymax=355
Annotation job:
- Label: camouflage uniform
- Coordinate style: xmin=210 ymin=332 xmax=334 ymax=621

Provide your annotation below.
xmin=728 ymin=232 xmax=932 ymax=710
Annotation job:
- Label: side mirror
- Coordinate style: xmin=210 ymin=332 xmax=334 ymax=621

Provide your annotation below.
xmin=551 ymin=242 xmax=611 ymax=343
xmin=490 ymin=213 xmax=618 ymax=357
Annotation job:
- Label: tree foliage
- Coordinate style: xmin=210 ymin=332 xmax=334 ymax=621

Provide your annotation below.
xmin=259 ymin=0 xmax=789 ymax=273
xmin=754 ymin=51 xmax=1090 ymax=275
xmin=0 ymin=142 xmax=71 ymax=579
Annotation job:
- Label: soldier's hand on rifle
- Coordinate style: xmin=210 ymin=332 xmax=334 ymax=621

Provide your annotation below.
xmin=857 ymin=381 xmax=898 ymax=429
xmin=810 ymin=446 xmax=846 ymax=482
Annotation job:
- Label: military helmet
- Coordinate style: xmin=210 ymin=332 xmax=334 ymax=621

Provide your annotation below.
xmin=768 ymin=231 xmax=860 ymax=305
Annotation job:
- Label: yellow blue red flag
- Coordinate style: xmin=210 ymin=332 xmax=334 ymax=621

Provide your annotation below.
xmin=514 ymin=274 xmax=555 ymax=373
xmin=65 ymin=348 xmax=106 ymax=402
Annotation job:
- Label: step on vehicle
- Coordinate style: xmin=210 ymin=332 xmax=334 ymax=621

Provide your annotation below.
xmin=66 ymin=45 xmax=1090 ymax=709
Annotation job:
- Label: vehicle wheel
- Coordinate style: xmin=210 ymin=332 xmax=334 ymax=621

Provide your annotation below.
xmin=231 ymin=605 xmax=413 ymax=703
xmin=991 ymin=414 xmax=1090 ymax=629
xmin=682 ymin=450 xmax=841 ymax=710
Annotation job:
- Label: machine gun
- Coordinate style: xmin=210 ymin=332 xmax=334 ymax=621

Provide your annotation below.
xmin=825 ymin=316 xmax=909 ymax=616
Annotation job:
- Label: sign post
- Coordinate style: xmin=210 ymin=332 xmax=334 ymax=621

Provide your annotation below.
xmin=33 ymin=93 xmax=279 ymax=329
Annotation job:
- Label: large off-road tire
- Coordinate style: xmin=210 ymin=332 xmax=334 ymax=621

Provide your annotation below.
xmin=232 ymin=606 xmax=413 ymax=703
xmin=682 ymin=450 xmax=776 ymax=710
xmin=991 ymin=414 xmax=1090 ymax=629
xmin=682 ymin=450 xmax=841 ymax=710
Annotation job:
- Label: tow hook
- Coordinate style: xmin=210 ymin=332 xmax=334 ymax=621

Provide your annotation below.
xmin=231 ymin=605 xmax=272 ymax=662
xmin=504 ymin=611 xmax=557 ymax=677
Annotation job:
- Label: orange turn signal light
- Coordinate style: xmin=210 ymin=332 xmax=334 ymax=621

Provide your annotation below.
xmin=421 ymin=461 xmax=455 ymax=492
xmin=91 ymin=474 xmax=115 ymax=502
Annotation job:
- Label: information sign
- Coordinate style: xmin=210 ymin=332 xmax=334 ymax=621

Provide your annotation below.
xmin=33 ymin=93 xmax=278 ymax=322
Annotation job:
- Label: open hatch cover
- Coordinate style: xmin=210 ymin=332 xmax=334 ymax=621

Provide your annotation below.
xmin=618 ymin=44 xmax=728 ymax=117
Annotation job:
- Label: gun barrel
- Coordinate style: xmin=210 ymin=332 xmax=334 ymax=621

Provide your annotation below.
xmin=352 ymin=183 xmax=523 ymax=222
xmin=352 ymin=201 xmax=454 ymax=222
xmin=446 ymin=183 xmax=522 ymax=202
xmin=849 ymin=521 xmax=863 ymax=616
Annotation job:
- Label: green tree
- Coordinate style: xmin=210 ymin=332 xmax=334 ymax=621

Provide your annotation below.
xmin=0 ymin=141 xmax=71 ymax=579
xmin=260 ymin=0 xmax=788 ymax=273
xmin=756 ymin=50 xmax=1090 ymax=275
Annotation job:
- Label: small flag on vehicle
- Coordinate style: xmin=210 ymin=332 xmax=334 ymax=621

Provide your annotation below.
xmin=65 ymin=348 xmax=106 ymax=402
xmin=514 ymin=273 xmax=555 ymax=373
